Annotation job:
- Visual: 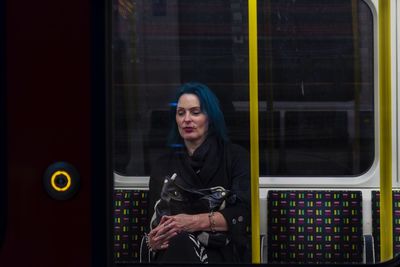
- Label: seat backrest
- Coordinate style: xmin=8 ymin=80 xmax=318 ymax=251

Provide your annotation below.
xmin=114 ymin=189 xmax=149 ymax=263
xmin=371 ymin=191 xmax=400 ymax=262
xmin=267 ymin=190 xmax=363 ymax=263
xmin=112 ymin=188 xmax=367 ymax=263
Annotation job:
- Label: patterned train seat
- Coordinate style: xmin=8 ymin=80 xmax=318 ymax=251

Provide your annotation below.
xmin=114 ymin=190 xmax=149 ymax=263
xmin=371 ymin=191 xmax=400 ymax=262
xmin=267 ymin=190 xmax=363 ymax=264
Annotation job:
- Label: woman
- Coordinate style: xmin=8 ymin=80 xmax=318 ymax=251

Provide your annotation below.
xmin=147 ymin=82 xmax=250 ymax=263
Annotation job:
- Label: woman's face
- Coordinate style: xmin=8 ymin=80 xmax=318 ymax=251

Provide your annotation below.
xmin=176 ymin=93 xmax=209 ymax=146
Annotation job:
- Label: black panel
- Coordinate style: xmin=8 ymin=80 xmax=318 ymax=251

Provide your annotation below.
xmin=91 ymin=0 xmax=110 ymax=265
xmin=0 ymin=0 xmax=6 ymax=248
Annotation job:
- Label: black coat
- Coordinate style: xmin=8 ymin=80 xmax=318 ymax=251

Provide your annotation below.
xmin=148 ymin=137 xmax=251 ymax=262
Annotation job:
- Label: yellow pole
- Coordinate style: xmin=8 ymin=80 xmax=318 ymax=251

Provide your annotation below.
xmin=248 ymin=0 xmax=260 ymax=263
xmin=379 ymin=0 xmax=393 ymax=261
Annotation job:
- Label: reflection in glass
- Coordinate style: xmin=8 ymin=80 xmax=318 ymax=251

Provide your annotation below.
xmin=113 ymin=0 xmax=374 ymax=178
xmin=258 ymin=0 xmax=374 ymax=176
xmin=111 ymin=0 xmax=375 ymax=264
xmin=112 ymin=0 xmax=250 ymax=264
xmin=113 ymin=0 xmax=249 ymax=176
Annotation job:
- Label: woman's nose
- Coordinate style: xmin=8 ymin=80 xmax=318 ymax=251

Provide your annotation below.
xmin=183 ymin=112 xmax=191 ymax=122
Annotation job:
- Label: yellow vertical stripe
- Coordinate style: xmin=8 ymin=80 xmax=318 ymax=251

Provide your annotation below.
xmin=379 ymin=0 xmax=393 ymax=261
xmin=248 ymin=0 xmax=261 ymax=263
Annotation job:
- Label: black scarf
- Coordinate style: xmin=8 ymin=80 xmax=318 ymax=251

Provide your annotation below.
xmin=173 ymin=135 xmax=231 ymax=189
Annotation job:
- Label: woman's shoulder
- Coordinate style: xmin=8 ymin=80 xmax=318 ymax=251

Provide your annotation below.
xmin=224 ymin=142 xmax=250 ymax=170
xmin=155 ymin=147 xmax=183 ymax=162
xmin=226 ymin=142 xmax=249 ymax=156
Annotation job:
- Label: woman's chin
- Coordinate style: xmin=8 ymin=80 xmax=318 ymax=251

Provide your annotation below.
xmin=183 ymin=136 xmax=198 ymax=142
xmin=183 ymin=136 xmax=203 ymax=143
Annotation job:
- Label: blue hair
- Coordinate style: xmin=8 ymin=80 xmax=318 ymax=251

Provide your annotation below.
xmin=167 ymin=82 xmax=229 ymax=146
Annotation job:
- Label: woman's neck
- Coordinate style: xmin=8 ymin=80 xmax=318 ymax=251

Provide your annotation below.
xmin=184 ymin=136 xmax=207 ymax=156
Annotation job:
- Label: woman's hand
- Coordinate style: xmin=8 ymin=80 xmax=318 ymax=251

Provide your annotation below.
xmin=147 ymin=217 xmax=177 ymax=251
xmin=147 ymin=212 xmax=227 ymax=251
xmin=160 ymin=214 xmax=207 ymax=233
xmin=147 ymin=214 xmax=207 ymax=251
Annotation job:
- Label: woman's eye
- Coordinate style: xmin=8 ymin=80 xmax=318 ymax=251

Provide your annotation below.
xmin=177 ymin=110 xmax=185 ymax=116
xmin=191 ymin=109 xmax=201 ymax=115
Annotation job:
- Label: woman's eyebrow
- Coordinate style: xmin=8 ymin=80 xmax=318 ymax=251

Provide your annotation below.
xmin=176 ymin=106 xmax=201 ymax=110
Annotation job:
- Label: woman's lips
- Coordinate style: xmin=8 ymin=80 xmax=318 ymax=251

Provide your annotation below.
xmin=183 ymin=127 xmax=194 ymax=133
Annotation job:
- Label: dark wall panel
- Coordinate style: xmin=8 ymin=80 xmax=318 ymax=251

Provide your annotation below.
xmin=1 ymin=0 xmax=92 ymax=265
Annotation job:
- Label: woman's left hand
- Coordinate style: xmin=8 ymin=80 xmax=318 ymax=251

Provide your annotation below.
xmin=148 ymin=212 xmax=227 ymax=251
xmin=158 ymin=214 xmax=203 ymax=233
xmin=148 ymin=214 xmax=206 ymax=248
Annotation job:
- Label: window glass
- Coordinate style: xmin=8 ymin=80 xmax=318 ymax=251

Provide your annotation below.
xmin=112 ymin=2 xmax=251 ymax=264
xmin=258 ymin=0 xmax=374 ymax=176
xmin=113 ymin=0 xmax=374 ymax=177
xmin=113 ymin=0 xmax=249 ymax=176
xmin=111 ymin=0 xmax=375 ymax=265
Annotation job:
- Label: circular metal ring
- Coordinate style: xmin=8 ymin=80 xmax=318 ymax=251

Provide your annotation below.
xmin=50 ymin=170 xmax=72 ymax=192
xmin=43 ymin=162 xmax=80 ymax=200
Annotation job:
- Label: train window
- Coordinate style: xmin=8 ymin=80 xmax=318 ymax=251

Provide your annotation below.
xmin=258 ymin=0 xmax=374 ymax=176
xmin=111 ymin=0 xmax=375 ymax=264
xmin=113 ymin=0 xmax=250 ymax=177
xmin=112 ymin=0 xmax=251 ymax=264
xmin=113 ymin=0 xmax=374 ymax=178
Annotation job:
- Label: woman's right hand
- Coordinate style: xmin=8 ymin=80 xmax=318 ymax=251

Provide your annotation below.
xmin=147 ymin=217 xmax=178 ymax=251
